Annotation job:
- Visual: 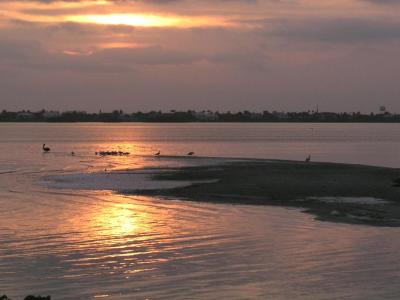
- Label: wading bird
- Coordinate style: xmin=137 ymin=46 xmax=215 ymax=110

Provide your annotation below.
xmin=155 ymin=151 xmax=161 ymax=156
xmin=305 ymin=155 xmax=311 ymax=162
xmin=42 ymin=144 xmax=50 ymax=152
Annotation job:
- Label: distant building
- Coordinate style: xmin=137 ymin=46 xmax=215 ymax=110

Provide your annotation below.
xmin=16 ymin=112 xmax=34 ymax=120
xmin=249 ymin=113 xmax=262 ymax=120
xmin=193 ymin=111 xmax=219 ymax=121
xmin=43 ymin=111 xmax=60 ymax=119
xmin=272 ymin=111 xmax=288 ymax=119
xmin=117 ymin=114 xmax=131 ymax=121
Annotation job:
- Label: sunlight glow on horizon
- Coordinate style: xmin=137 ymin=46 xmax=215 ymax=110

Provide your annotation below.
xmin=65 ymin=13 xmax=232 ymax=28
xmin=0 ymin=0 xmax=234 ymax=29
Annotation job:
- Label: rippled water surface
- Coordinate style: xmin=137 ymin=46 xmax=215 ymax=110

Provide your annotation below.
xmin=1 ymin=123 xmax=400 ymax=299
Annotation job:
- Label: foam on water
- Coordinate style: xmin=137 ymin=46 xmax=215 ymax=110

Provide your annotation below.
xmin=44 ymin=170 xmax=216 ymax=191
xmin=305 ymin=196 xmax=391 ymax=205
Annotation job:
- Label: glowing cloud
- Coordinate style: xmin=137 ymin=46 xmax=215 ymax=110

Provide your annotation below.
xmin=65 ymin=13 xmax=232 ymax=28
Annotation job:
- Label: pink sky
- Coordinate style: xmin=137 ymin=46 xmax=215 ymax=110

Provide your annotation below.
xmin=1 ymin=0 xmax=400 ymax=112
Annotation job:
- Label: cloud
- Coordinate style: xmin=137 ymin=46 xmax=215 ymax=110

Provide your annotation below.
xmin=0 ymin=39 xmax=42 ymax=61
xmin=0 ymin=34 xmax=269 ymax=78
xmin=15 ymin=0 xmax=256 ymax=3
xmin=0 ymin=39 xmax=129 ymax=73
xmin=93 ymin=45 xmax=203 ymax=65
xmin=269 ymin=17 xmax=400 ymax=43
xmin=362 ymin=0 xmax=400 ymax=4
xmin=2 ymin=0 xmax=400 ymax=112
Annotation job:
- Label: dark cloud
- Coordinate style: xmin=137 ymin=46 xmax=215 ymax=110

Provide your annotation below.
xmin=0 ymin=39 xmax=129 ymax=73
xmin=94 ymin=45 xmax=203 ymax=65
xmin=0 ymin=39 xmax=41 ymax=61
xmin=0 ymin=38 xmax=264 ymax=75
xmin=269 ymin=18 xmax=400 ymax=43
xmin=0 ymin=40 xmax=198 ymax=72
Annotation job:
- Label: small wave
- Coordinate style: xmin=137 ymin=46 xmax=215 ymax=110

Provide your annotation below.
xmin=305 ymin=196 xmax=390 ymax=205
xmin=44 ymin=170 xmax=215 ymax=192
xmin=0 ymin=170 xmax=17 ymax=175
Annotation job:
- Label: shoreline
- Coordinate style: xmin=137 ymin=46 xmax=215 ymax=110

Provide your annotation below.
xmin=2 ymin=121 xmax=400 ymax=123
xmin=43 ymin=157 xmax=400 ymax=227
xmin=130 ymin=158 xmax=400 ymax=227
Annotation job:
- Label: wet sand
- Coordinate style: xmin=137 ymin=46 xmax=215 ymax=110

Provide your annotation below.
xmin=133 ymin=159 xmax=400 ymax=226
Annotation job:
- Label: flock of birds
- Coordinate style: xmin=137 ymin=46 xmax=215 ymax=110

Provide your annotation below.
xmin=42 ymin=144 xmax=196 ymax=157
xmin=95 ymin=151 xmax=130 ymax=156
xmin=42 ymin=144 xmax=311 ymax=161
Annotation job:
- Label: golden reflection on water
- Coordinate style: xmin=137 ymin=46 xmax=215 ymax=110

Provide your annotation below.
xmin=65 ymin=192 xmax=173 ymax=251
xmin=95 ymin=203 xmax=141 ymax=237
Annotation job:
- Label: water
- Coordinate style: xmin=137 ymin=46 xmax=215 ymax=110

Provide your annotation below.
xmin=1 ymin=123 xmax=400 ymax=299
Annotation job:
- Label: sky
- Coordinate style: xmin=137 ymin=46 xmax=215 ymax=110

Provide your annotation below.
xmin=0 ymin=0 xmax=400 ymax=112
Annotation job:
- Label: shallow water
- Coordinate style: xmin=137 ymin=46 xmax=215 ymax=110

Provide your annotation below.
xmin=1 ymin=123 xmax=400 ymax=299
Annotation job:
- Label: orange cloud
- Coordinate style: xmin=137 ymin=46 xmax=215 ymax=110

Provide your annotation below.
xmin=65 ymin=13 xmax=233 ymax=28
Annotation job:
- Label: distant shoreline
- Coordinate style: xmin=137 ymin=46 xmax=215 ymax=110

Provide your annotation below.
xmin=1 ymin=110 xmax=399 ymax=123
xmin=0 ymin=120 xmax=400 ymax=124
xmin=2 ymin=120 xmax=400 ymax=123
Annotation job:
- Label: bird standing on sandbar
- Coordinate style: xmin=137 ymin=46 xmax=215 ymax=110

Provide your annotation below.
xmin=187 ymin=152 xmax=194 ymax=156
xmin=305 ymin=155 xmax=311 ymax=162
xmin=155 ymin=151 xmax=160 ymax=156
xmin=42 ymin=144 xmax=50 ymax=152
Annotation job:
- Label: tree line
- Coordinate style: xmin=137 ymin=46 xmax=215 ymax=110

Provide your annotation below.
xmin=1 ymin=109 xmax=399 ymax=122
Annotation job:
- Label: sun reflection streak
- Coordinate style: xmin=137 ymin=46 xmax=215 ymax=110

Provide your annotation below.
xmin=87 ymin=201 xmax=146 ymax=238
xmin=105 ymin=205 xmax=137 ymax=236
xmin=65 ymin=192 xmax=174 ymax=251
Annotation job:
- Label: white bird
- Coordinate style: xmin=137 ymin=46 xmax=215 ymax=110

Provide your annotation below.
xmin=42 ymin=144 xmax=50 ymax=152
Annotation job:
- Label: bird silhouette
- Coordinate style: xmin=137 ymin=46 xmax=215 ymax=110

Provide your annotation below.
xmin=187 ymin=152 xmax=194 ymax=156
xmin=305 ymin=155 xmax=311 ymax=162
xmin=24 ymin=296 xmax=51 ymax=300
xmin=42 ymin=144 xmax=50 ymax=152
xmin=155 ymin=151 xmax=161 ymax=156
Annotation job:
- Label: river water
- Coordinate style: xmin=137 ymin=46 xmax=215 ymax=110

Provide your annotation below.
xmin=1 ymin=123 xmax=400 ymax=299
